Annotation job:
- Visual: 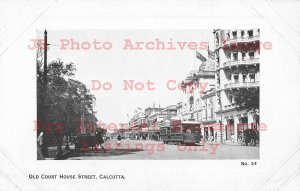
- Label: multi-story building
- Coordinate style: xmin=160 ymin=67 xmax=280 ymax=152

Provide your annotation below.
xmin=147 ymin=105 xmax=177 ymax=126
xmin=129 ymin=111 xmax=146 ymax=133
xmin=178 ymin=59 xmax=220 ymax=142
xmin=127 ymin=106 xmax=177 ymax=139
xmin=144 ymin=107 xmax=164 ymax=125
xmin=213 ymin=29 xmax=260 ymax=143
xmin=200 ymin=88 xmax=218 ymax=141
xmin=180 ymin=60 xmax=215 ymax=122
xmin=145 ymin=105 xmax=177 ymax=139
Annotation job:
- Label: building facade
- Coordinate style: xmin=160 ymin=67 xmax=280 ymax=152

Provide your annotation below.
xmin=213 ymin=29 xmax=260 ymax=143
xmin=180 ymin=61 xmax=216 ymax=122
xmin=200 ymin=88 xmax=218 ymax=142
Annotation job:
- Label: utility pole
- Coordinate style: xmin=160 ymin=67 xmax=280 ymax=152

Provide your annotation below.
xmin=80 ymin=87 xmax=85 ymax=134
xmin=44 ymin=30 xmax=47 ymax=85
xmin=82 ymin=101 xmax=85 ymax=134
xmin=41 ymin=30 xmax=49 ymax=157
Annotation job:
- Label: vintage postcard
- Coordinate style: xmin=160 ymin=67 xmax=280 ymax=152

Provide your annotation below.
xmin=0 ymin=0 xmax=299 ymax=191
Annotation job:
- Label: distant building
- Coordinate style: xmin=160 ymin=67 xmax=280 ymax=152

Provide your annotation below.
xmin=129 ymin=111 xmax=146 ymax=132
xmin=200 ymin=88 xmax=218 ymax=142
xmin=180 ymin=60 xmax=215 ymax=122
xmin=128 ymin=106 xmax=177 ymax=139
xmin=178 ymin=54 xmax=217 ymax=142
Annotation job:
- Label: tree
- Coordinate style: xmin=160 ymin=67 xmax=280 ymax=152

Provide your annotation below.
xmin=233 ymin=87 xmax=259 ymax=111
xmin=37 ymin=59 xmax=97 ymax=158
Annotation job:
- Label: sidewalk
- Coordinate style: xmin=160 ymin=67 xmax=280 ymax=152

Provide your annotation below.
xmin=45 ymin=144 xmax=75 ymax=160
xmin=223 ymin=140 xmax=241 ymax=146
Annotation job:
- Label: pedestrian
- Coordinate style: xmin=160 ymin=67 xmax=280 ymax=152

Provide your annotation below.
xmin=37 ymin=131 xmax=45 ymax=158
xmin=95 ymin=130 xmax=106 ymax=153
xmin=117 ymin=133 xmax=122 ymax=146
xmin=209 ymin=134 xmax=214 ymax=143
xmin=37 ymin=131 xmax=44 ymax=147
xmin=231 ymin=134 xmax=235 ymax=143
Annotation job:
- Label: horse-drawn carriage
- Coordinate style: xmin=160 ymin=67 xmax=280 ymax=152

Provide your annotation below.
xmin=239 ymin=128 xmax=259 ymax=146
xmin=74 ymin=133 xmax=105 ymax=152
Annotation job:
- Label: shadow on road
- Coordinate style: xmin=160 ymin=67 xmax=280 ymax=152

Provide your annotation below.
xmin=72 ymin=148 xmax=145 ymax=158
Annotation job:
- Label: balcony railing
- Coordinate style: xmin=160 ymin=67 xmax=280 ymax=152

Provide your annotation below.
xmin=223 ymin=103 xmax=237 ymax=111
xmin=223 ymin=36 xmax=259 ymax=45
xmin=223 ymin=58 xmax=259 ymax=68
xmin=224 ymin=81 xmax=259 ymax=89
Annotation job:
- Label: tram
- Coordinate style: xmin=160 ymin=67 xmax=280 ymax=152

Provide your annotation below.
xmin=160 ymin=120 xmax=202 ymax=145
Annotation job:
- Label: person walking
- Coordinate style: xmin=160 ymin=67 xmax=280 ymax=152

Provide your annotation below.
xmin=95 ymin=130 xmax=106 ymax=153
xmin=37 ymin=131 xmax=45 ymax=159
xmin=117 ymin=133 xmax=122 ymax=146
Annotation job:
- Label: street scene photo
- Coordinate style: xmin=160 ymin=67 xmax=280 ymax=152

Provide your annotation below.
xmin=36 ymin=29 xmax=261 ymax=160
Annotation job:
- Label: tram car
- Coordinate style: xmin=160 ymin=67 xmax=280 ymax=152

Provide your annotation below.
xmin=160 ymin=120 xmax=202 ymax=145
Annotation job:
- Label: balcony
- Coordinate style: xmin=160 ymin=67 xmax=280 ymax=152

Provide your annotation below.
xmin=223 ymin=36 xmax=260 ymax=45
xmin=223 ymin=103 xmax=237 ymax=111
xmin=224 ymin=81 xmax=259 ymax=89
xmin=223 ymin=58 xmax=259 ymax=68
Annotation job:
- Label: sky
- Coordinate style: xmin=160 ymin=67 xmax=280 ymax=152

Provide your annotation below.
xmin=37 ymin=30 xmax=214 ymax=126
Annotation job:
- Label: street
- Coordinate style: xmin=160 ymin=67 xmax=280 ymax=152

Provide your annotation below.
xmin=67 ymin=139 xmax=259 ymax=160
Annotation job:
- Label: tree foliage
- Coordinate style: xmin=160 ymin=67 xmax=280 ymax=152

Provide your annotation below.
xmin=37 ymin=59 xmax=97 ymax=147
xmin=233 ymin=88 xmax=259 ymax=111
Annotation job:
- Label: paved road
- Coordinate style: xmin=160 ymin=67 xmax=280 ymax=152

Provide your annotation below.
xmin=67 ymin=139 xmax=259 ymax=160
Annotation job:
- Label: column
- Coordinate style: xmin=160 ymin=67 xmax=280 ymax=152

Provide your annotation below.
xmin=248 ymin=112 xmax=254 ymax=129
xmin=239 ymin=73 xmax=243 ymax=83
xmin=221 ymin=118 xmax=226 ymax=143
xmin=234 ymin=115 xmax=239 ymax=142
xmin=201 ymin=127 xmax=205 ymax=142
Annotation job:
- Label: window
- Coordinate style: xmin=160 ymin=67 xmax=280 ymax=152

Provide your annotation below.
xmin=233 ymin=52 xmax=238 ymax=61
xmin=241 ymin=30 xmax=245 ymax=38
xmin=248 ymin=30 xmax=253 ymax=38
xmin=249 ymin=74 xmax=255 ymax=82
xmin=229 ymin=94 xmax=233 ymax=104
xmin=232 ymin=31 xmax=237 ymax=39
xmin=228 ymin=53 xmax=231 ymax=60
xmin=249 ymin=51 xmax=255 ymax=59
xmin=242 ymin=52 xmax=246 ymax=60
xmin=242 ymin=74 xmax=247 ymax=82
xmin=234 ymin=74 xmax=239 ymax=83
